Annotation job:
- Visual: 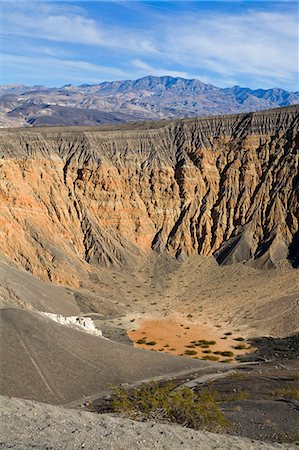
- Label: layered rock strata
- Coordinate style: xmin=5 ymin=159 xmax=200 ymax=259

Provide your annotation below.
xmin=0 ymin=106 xmax=298 ymax=284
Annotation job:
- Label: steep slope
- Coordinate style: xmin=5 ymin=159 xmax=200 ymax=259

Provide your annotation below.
xmin=0 ymin=106 xmax=298 ymax=287
xmin=0 ymin=308 xmax=205 ymax=404
xmin=0 ymin=76 xmax=298 ymax=127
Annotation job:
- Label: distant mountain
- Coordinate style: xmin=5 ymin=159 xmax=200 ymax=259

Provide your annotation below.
xmin=0 ymin=75 xmax=298 ymax=127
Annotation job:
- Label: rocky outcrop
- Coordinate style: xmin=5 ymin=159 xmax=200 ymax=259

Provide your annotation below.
xmin=40 ymin=312 xmax=103 ymax=337
xmin=0 ymin=106 xmax=298 ymax=284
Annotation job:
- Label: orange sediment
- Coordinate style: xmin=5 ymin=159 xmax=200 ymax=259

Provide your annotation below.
xmin=128 ymin=316 xmax=253 ymax=362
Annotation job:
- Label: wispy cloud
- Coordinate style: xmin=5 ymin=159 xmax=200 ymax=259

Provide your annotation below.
xmin=130 ymin=59 xmax=191 ymax=79
xmin=1 ymin=2 xmax=157 ymax=54
xmin=0 ymin=1 xmax=297 ymax=89
xmin=1 ymin=53 xmax=129 ymax=84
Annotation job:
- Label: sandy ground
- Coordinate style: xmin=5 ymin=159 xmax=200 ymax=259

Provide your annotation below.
xmin=128 ymin=315 xmax=253 ymax=362
xmin=1 ymin=395 xmax=297 ymax=450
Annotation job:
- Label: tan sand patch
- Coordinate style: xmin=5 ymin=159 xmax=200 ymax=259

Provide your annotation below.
xmin=128 ymin=316 xmax=254 ymax=362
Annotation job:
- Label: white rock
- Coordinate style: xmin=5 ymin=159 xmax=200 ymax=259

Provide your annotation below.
xmin=40 ymin=312 xmax=104 ymax=337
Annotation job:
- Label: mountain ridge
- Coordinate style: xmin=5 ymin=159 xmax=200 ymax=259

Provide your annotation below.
xmin=0 ymin=75 xmax=298 ymax=128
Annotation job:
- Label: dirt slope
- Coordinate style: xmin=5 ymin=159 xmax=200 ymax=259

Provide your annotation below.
xmin=0 ymin=395 xmax=296 ymax=450
xmin=0 ymin=308 xmax=207 ymax=405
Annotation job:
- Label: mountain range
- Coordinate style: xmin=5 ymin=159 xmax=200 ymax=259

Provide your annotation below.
xmin=0 ymin=75 xmax=298 ymax=127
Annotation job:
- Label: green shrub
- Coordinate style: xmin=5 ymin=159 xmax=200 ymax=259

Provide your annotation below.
xmin=220 ymin=351 xmax=234 ymax=357
xmin=271 ymin=385 xmax=299 ymax=400
xmin=146 ymin=341 xmax=157 ymax=346
xmin=184 ymin=349 xmax=197 ymax=355
xmin=136 ymin=338 xmax=147 ymax=344
xmin=110 ymin=383 xmax=228 ymax=431
xmin=234 ymin=344 xmax=247 ymax=350
xmin=202 ymin=355 xmax=220 ymax=361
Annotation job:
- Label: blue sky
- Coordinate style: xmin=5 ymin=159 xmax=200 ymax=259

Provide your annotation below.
xmin=0 ymin=1 xmax=298 ymax=90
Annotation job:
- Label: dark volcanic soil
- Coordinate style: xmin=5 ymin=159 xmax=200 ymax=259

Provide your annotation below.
xmin=88 ymin=334 xmax=299 ymax=446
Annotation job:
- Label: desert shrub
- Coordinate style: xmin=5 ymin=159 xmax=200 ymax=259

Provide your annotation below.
xmin=234 ymin=344 xmax=247 ymax=350
xmin=224 ymin=332 xmax=232 ymax=336
xmin=220 ymin=351 xmax=234 ymax=357
xmin=136 ymin=338 xmax=147 ymax=344
xmin=185 ymin=344 xmax=196 ymax=348
xmin=184 ymin=349 xmax=197 ymax=356
xmin=110 ymin=383 xmax=228 ymax=431
xmin=222 ymin=390 xmax=250 ymax=401
xmin=221 ymin=337 xmax=228 ymax=340
xmin=228 ymin=371 xmax=244 ymax=379
xmin=234 ymin=337 xmax=245 ymax=341
xmin=202 ymin=355 xmax=220 ymax=361
xmin=202 ymin=350 xmax=212 ymax=354
xmin=271 ymin=385 xmax=299 ymax=400
xmin=146 ymin=341 xmax=157 ymax=346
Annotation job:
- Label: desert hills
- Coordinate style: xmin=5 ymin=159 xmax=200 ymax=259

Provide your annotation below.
xmin=1 ymin=76 xmax=298 ymax=127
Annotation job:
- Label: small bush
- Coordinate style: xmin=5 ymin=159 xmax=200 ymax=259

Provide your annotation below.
xmin=224 ymin=332 xmax=232 ymax=336
xmin=228 ymin=371 xmax=244 ymax=379
xmin=146 ymin=341 xmax=157 ymax=346
xmin=234 ymin=344 xmax=247 ymax=350
xmin=220 ymin=351 xmax=234 ymax=357
xmin=202 ymin=355 xmax=220 ymax=361
xmin=202 ymin=350 xmax=212 ymax=354
xmin=222 ymin=390 xmax=250 ymax=401
xmin=184 ymin=349 xmax=197 ymax=356
xmin=271 ymin=385 xmax=299 ymax=400
xmin=136 ymin=338 xmax=147 ymax=344
xmin=234 ymin=337 xmax=245 ymax=341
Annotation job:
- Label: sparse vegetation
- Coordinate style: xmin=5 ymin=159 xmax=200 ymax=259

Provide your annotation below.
xmin=222 ymin=390 xmax=250 ymax=401
xmin=271 ymin=385 xmax=299 ymax=400
xmin=228 ymin=371 xmax=244 ymax=379
xmin=234 ymin=344 xmax=247 ymax=350
xmin=220 ymin=351 xmax=234 ymax=357
xmin=202 ymin=355 xmax=220 ymax=361
xmin=110 ymin=382 xmax=228 ymax=431
xmin=184 ymin=349 xmax=197 ymax=356
xmin=146 ymin=341 xmax=157 ymax=346
xmin=234 ymin=337 xmax=245 ymax=341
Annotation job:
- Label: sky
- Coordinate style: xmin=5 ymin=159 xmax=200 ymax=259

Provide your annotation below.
xmin=0 ymin=0 xmax=298 ymax=90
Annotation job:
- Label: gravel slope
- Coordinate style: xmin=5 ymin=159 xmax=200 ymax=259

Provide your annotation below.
xmin=1 ymin=396 xmax=297 ymax=450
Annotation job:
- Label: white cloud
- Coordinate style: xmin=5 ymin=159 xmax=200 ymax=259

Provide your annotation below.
xmin=1 ymin=2 xmax=158 ymax=54
xmin=156 ymin=10 xmax=298 ymax=86
xmin=130 ymin=59 xmax=191 ymax=79
xmin=1 ymin=2 xmax=297 ymax=89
